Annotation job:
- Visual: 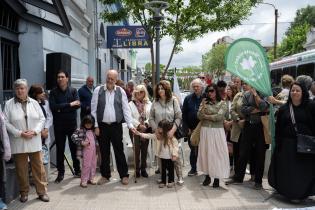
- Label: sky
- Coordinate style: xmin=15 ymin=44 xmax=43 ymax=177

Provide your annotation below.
xmin=135 ymin=0 xmax=314 ymax=69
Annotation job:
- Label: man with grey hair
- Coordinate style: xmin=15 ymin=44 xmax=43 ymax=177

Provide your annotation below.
xmin=182 ymin=78 xmax=204 ymax=176
xmin=296 ymin=75 xmax=313 ymax=90
xmin=78 ymin=76 xmax=94 ymax=119
xmin=91 ymin=70 xmax=136 ymax=185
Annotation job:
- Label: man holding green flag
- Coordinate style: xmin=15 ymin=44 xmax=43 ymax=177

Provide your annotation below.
xmin=224 ymin=38 xmax=274 ymax=189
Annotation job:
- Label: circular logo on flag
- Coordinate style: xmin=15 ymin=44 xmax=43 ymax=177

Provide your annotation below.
xmin=234 ymin=50 xmax=263 ymax=82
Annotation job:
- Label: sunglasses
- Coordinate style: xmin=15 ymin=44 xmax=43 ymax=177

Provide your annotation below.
xmin=208 ymin=89 xmax=215 ymax=93
xmin=199 ymin=77 xmax=205 ymax=79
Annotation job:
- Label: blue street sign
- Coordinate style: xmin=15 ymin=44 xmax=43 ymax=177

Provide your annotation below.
xmin=107 ymin=26 xmax=150 ymax=48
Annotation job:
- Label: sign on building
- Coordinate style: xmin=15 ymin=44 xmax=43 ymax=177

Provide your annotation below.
xmin=107 ymin=26 xmax=150 ymax=48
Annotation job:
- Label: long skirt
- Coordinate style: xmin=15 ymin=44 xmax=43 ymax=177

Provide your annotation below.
xmin=197 ymin=127 xmax=230 ymax=179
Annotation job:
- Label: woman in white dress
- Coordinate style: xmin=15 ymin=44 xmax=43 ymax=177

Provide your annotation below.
xmin=197 ymin=84 xmax=229 ymax=188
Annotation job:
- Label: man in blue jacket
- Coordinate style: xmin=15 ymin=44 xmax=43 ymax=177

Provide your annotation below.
xmin=182 ymin=78 xmax=204 ymax=176
xmin=78 ymin=76 xmax=94 ymax=119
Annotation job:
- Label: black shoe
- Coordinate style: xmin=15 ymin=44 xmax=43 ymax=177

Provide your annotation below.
xmin=213 ymin=178 xmax=219 ymax=188
xmin=136 ymin=171 xmax=140 ymax=178
xmin=202 ymin=175 xmax=211 ymax=186
xmin=74 ymin=171 xmax=81 ymax=178
xmin=254 ymin=183 xmax=262 ymax=190
xmin=155 ymin=169 xmax=160 ymax=174
xmin=54 ymin=174 xmax=64 ymax=183
xmin=188 ymin=169 xmax=198 ymax=176
xmin=225 ymin=178 xmax=242 ymax=185
xmin=141 ymin=170 xmax=148 ymax=178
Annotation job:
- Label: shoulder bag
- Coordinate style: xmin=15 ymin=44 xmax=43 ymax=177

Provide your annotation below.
xmin=289 ymin=104 xmax=315 ymax=155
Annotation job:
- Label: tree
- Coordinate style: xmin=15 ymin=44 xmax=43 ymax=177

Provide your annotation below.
xmin=202 ymin=43 xmax=228 ymax=78
xmin=276 ymin=5 xmax=315 ymax=58
xmin=99 ymin=0 xmax=259 ymax=86
xmin=278 ymin=23 xmax=311 ymax=57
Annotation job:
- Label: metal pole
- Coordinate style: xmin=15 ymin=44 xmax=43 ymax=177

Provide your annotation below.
xmin=274 ymin=9 xmax=278 ymax=60
xmin=155 ymin=20 xmax=161 ymax=83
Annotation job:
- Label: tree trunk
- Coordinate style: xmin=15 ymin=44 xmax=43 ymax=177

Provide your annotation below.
xmin=162 ymin=40 xmax=178 ymax=79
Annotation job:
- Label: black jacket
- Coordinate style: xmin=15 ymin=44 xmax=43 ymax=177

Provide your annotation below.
xmin=49 ymin=86 xmax=79 ymax=126
xmin=182 ymin=93 xmax=203 ymax=130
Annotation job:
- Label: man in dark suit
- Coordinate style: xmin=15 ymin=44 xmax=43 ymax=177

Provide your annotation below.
xmin=78 ymin=76 xmax=94 ymax=119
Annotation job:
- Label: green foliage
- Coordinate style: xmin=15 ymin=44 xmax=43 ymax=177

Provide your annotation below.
xmin=278 ymin=23 xmax=310 ymax=57
xmin=99 ymin=0 xmax=258 ymax=78
xmin=202 ymin=44 xmax=228 ymax=77
xmin=276 ymin=5 xmax=315 ymax=58
xmin=286 ymin=5 xmax=315 ymax=36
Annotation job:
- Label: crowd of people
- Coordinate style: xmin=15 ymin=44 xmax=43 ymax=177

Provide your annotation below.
xmin=0 ymin=69 xmax=315 ymax=209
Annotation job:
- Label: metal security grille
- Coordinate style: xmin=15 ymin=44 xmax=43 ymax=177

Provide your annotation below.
xmin=1 ymin=38 xmax=20 ymax=90
xmin=0 ymin=1 xmax=19 ymax=32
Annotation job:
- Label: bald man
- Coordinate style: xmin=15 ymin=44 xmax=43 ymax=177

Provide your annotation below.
xmin=91 ymin=70 xmax=136 ymax=185
xmin=78 ymin=76 xmax=94 ymax=119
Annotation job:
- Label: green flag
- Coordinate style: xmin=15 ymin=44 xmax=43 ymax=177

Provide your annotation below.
xmin=225 ymin=38 xmax=275 ymax=151
xmin=225 ymin=38 xmax=272 ymax=96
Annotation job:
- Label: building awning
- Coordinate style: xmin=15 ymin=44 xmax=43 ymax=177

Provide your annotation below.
xmin=4 ymin=0 xmax=71 ymax=35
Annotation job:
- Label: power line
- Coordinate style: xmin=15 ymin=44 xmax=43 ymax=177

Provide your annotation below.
xmin=240 ymin=21 xmax=292 ymax=25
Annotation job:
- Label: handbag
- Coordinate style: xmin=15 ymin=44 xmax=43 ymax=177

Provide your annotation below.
xmin=172 ymin=99 xmax=187 ymax=139
xmin=190 ymin=121 xmax=202 ymax=146
xmin=289 ymin=104 xmax=315 ymax=155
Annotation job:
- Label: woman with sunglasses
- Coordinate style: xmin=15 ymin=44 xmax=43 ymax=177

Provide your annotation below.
xmin=129 ymin=85 xmax=152 ymax=178
xmin=197 ymin=84 xmax=229 ymax=188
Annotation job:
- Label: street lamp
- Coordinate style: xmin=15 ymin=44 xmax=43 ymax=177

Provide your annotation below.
xmin=144 ymin=1 xmax=169 ymax=84
xmin=260 ymin=2 xmax=278 ymax=59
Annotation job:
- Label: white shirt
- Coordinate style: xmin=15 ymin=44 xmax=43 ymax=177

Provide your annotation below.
xmin=4 ymin=97 xmax=45 ymax=154
xmin=91 ymin=85 xmax=134 ymax=129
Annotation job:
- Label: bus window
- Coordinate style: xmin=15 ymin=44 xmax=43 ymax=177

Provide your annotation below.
xmin=283 ymin=66 xmax=297 ymax=78
xmin=297 ymin=63 xmax=315 ymax=80
xmin=270 ymin=69 xmax=282 ymax=86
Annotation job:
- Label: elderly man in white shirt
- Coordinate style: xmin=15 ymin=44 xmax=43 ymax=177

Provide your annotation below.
xmin=4 ymin=79 xmax=49 ymax=203
xmin=91 ymin=70 xmax=136 ymax=185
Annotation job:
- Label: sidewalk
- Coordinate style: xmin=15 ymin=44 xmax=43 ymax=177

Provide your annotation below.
xmin=7 ymin=142 xmax=315 ymax=210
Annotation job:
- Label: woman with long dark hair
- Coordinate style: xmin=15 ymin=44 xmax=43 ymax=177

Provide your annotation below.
xmin=197 ymin=84 xmax=229 ymax=188
xmin=268 ymin=82 xmax=315 ymax=202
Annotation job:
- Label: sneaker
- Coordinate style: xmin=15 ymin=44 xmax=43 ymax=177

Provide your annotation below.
xmin=159 ymin=183 xmax=166 ymax=188
xmin=80 ymin=182 xmax=88 ymax=188
xmin=167 ymin=182 xmax=175 ymax=188
xmin=97 ymin=177 xmax=110 ymax=185
xmin=54 ymin=174 xmax=64 ymax=184
xmin=254 ymin=183 xmax=262 ymax=190
xmin=38 ymin=194 xmax=50 ymax=202
xmin=121 ymin=177 xmax=129 ymax=185
xmin=188 ymin=169 xmax=198 ymax=176
xmin=177 ymin=177 xmax=184 ymax=185
xmin=225 ymin=178 xmax=243 ymax=185
xmin=0 ymin=199 xmax=7 ymax=210
xmin=88 ymin=178 xmax=97 ymax=185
